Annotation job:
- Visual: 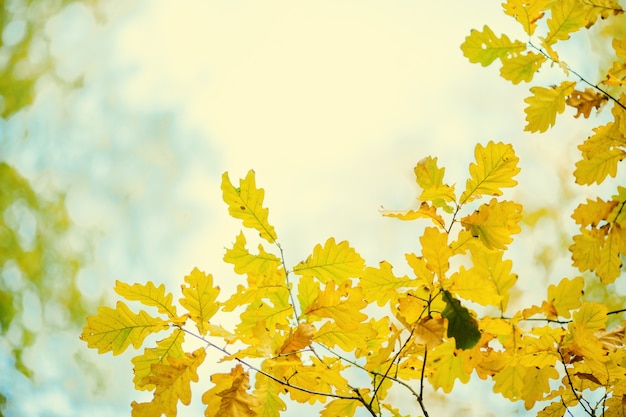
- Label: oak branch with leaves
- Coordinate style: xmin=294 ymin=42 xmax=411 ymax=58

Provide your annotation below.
xmin=81 ymin=1 xmax=626 ymax=416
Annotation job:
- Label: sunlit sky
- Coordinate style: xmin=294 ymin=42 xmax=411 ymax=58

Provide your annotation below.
xmin=0 ymin=0 xmax=618 ymax=416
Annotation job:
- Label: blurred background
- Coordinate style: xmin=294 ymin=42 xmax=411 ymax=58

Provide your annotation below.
xmin=0 ymin=1 xmax=622 ymax=416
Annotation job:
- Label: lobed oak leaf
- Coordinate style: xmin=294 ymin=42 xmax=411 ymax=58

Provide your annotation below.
xmin=80 ymin=301 xmax=170 ymax=355
xmin=574 ymin=148 xmax=626 ymax=185
xmin=413 ymin=156 xmax=456 ymax=213
xmin=461 ymin=199 xmax=522 ymax=250
xmin=252 ymin=372 xmax=286 ymax=417
xmin=493 ymin=364 xmax=526 ymax=403
xmin=573 ymin=302 xmax=608 ymax=332
xmin=570 ymin=228 xmax=604 ymax=274
xmin=132 ymin=329 xmax=185 ymax=391
xmin=320 ymin=399 xmax=360 ymax=417
xmin=500 ymin=51 xmax=546 ymax=84
xmin=381 ymin=201 xmax=445 ymax=229
xmin=224 ymin=232 xmax=281 ymax=276
xmin=460 ymin=25 xmax=526 ymax=66
xmin=523 ymin=81 xmax=576 ymax=133
xmin=277 ymin=322 xmax=315 ymax=355
xmin=203 ymin=364 xmax=259 ymax=417
xmin=521 ymin=366 xmax=559 ymax=409
xmin=293 ymin=237 xmax=365 ymax=284
xmin=296 ymin=275 xmax=320 ymax=316
xmin=222 ymin=269 xmax=289 ymax=313
xmin=133 ymin=348 xmax=206 ymax=417
xmin=304 ymin=281 xmax=368 ymax=331
xmin=360 ymin=261 xmax=419 ymax=307
xmin=179 ymin=268 xmax=220 ymax=336
xmin=596 ymin=227 xmax=624 ymax=283
xmin=404 ymin=252 xmax=435 ymax=290
xmin=413 ymin=316 xmax=445 ymax=348
xmin=547 ymin=277 xmax=584 ymax=319
xmin=572 ymin=197 xmax=618 ymax=227
xmin=115 ymin=280 xmax=178 ymax=320
xmin=566 ymin=88 xmax=608 ymax=118
xmin=502 ymin=0 xmax=549 ymax=35
xmin=541 ymin=0 xmax=589 ymax=46
xmin=537 ymin=399 xmax=567 ymax=417
xmin=426 ymin=340 xmax=470 ymax=392
xmin=236 ymin=296 xmax=293 ymax=342
xmin=470 ymin=247 xmax=517 ymax=312
xmin=460 ymin=141 xmax=520 ymax=204
xmin=442 ymin=290 xmax=481 ymax=350
xmin=420 ymin=226 xmax=452 ymax=279
xmin=447 ymin=266 xmax=502 ymax=307
xmin=221 ymin=170 xmax=277 ymax=243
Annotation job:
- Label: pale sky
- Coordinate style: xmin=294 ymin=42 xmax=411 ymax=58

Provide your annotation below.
xmin=0 ymin=1 xmax=617 ymax=416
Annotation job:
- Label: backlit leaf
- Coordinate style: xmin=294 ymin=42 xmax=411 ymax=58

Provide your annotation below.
xmin=132 ymin=329 xmax=185 ymax=391
xmin=547 ymin=277 xmax=584 ymax=319
xmin=566 ymin=88 xmax=608 ymax=118
xmin=461 ymin=25 xmax=525 ymax=66
xmin=180 ymin=268 xmax=220 ymax=336
xmin=304 ymin=281 xmax=367 ymax=331
xmin=413 ymin=156 xmax=456 ymax=213
xmin=360 ymin=261 xmax=419 ymax=306
xmin=413 ymin=316 xmax=445 ymax=348
xmin=523 ymin=81 xmax=576 ymax=133
xmin=426 ymin=340 xmax=470 ymax=392
xmin=421 ymin=226 xmax=452 ymax=279
xmin=502 ymin=0 xmax=549 ymax=35
xmin=132 ymin=348 xmax=206 ymax=417
xmin=542 ymin=0 xmax=589 ymax=46
xmin=314 ymin=321 xmax=375 ymax=353
xmin=115 ymin=280 xmax=178 ymax=320
xmin=222 ymin=170 xmax=277 ymax=243
xmin=572 ymin=198 xmax=618 ymax=228
xmin=203 ymin=364 xmax=259 ymax=417
xmin=81 ymin=301 xmax=169 ymax=355
xmin=500 ymin=52 xmax=546 ymax=84
xmin=574 ymin=147 xmax=625 ymax=185
xmin=224 ymin=232 xmax=281 ymax=276
xmin=597 ymin=227 xmax=623 ymax=284
xmin=470 ymin=248 xmax=517 ymax=312
xmin=448 ymin=266 xmax=502 ymax=307
xmin=253 ymin=372 xmax=286 ymax=417
xmin=461 ymin=199 xmax=522 ymax=250
xmin=293 ymin=238 xmax=365 ymax=284
xmin=460 ymin=141 xmax=520 ymax=204
xmin=381 ymin=201 xmax=445 ymax=228
xmin=278 ymin=323 xmax=315 ymax=355
xmin=320 ymin=398 xmax=360 ymax=417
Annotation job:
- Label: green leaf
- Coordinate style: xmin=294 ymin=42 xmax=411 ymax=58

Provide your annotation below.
xmin=441 ymin=290 xmax=481 ymax=350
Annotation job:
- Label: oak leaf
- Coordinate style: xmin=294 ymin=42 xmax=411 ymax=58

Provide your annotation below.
xmin=413 ymin=156 xmax=456 ymax=213
xmin=447 ymin=266 xmax=502 ymax=307
xmin=461 ymin=25 xmax=525 ymax=66
xmin=203 ymin=364 xmax=260 ymax=417
xmin=566 ymin=88 xmax=608 ymax=118
xmin=222 ymin=170 xmax=277 ymax=243
xmin=293 ymin=237 xmax=365 ymax=284
xmin=115 ymin=280 xmax=178 ymax=320
xmin=360 ymin=261 xmax=419 ymax=306
xmin=80 ymin=301 xmax=169 ymax=355
xmin=278 ymin=322 xmax=315 ymax=355
xmin=523 ymin=81 xmax=576 ymax=133
xmin=541 ymin=0 xmax=588 ymax=46
xmin=426 ymin=340 xmax=470 ymax=392
xmin=442 ymin=290 xmax=481 ymax=350
xmin=420 ymin=226 xmax=452 ymax=279
xmin=132 ymin=329 xmax=186 ymax=391
xmin=460 ymin=141 xmax=520 ymax=204
xmin=461 ymin=199 xmax=522 ymax=250
xmin=547 ymin=277 xmax=584 ymax=319
xmin=500 ymin=52 xmax=546 ymax=84
xmin=381 ymin=201 xmax=445 ymax=229
xmin=224 ymin=232 xmax=281 ymax=276
xmin=179 ymin=268 xmax=220 ymax=336
xmin=304 ymin=281 xmax=368 ymax=331
xmin=502 ymin=0 xmax=549 ymax=35
xmin=413 ymin=316 xmax=445 ymax=348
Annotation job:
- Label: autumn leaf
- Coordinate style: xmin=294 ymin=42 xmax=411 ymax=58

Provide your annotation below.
xmin=461 ymin=25 xmax=525 ymax=66
xmin=461 ymin=199 xmax=522 ymax=250
xmin=222 ymin=170 xmax=277 ymax=243
xmin=360 ymin=261 xmax=419 ymax=306
xmin=442 ymin=290 xmax=481 ymax=350
xmin=115 ymin=280 xmax=178 ymax=320
xmin=304 ymin=281 xmax=368 ymax=331
xmin=80 ymin=301 xmax=170 ymax=355
xmin=523 ymin=81 xmax=576 ymax=133
xmin=203 ymin=364 xmax=260 ymax=417
xmin=426 ymin=340 xmax=470 ymax=392
xmin=293 ymin=237 xmax=365 ymax=284
xmin=447 ymin=266 xmax=502 ymax=307
xmin=470 ymin=248 xmax=517 ymax=312
xmin=224 ymin=232 xmax=281 ymax=276
xmin=574 ymin=147 xmax=625 ymax=185
xmin=547 ymin=277 xmax=584 ymax=319
xmin=381 ymin=201 xmax=445 ymax=229
xmin=502 ymin=0 xmax=549 ymax=35
xmin=541 ymin=0 xmax=589 ymax=46
xmin=320 ymin=398 xmax=360 ymax=417
xmin=253 ymin=372 xmax=286 ymax=417
xmin=413 ymin=316 xmax=445 ymax=348
xmin=521 ymin=366 xmax=559 ymax=409
xmin=132 ymin=329 xmax=185 ymax=391
xmin=500 ymin=51 xmax=546 ymax=84
xmin=278 ymin=323 xmax=315 ymax=355
xmin=413 ymin=156 xmax=456 ymax=213
xmin=420 ymin=226 xmax=452 ymax=279
xmin=460 ymin=141 xmax=520 ymax=204
xmin=179 ymin=268 xmax=220 ymax=336
xmin=314 ymin=320 xmax=376 ymax=353
xmin=132 ymin=348 xmax=206 ymax=417
xmin=571 ymin=198 xmax=618 ymax=228
xmin=566 ymin=88 xmax=608 ymax=118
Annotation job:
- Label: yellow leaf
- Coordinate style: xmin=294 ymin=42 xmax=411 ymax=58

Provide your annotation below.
xmin=320 ymin=398 xmax=360 ymax=417
xmin=537 ymin=400 xmax=567 ymax=417
xmin=222 ymin=170 xmax=277 ymax=243
xmin=542 ymin=0 xmax=589 ymax=46
xmin=381 ymin=201 xmax=446 ymax=228
xmin=132 ymin=329 xmax=185 ymax=391
xmin=461 ymin=25 xmax=526 ymax=66
xmin=252 ymin=372 xmax=286 ymax=417
xmin=293 ymin=237 xmax=365 ymax=284
xmin=460 ymin=141 xmax=520 ymax=204
xmin=470 ymin=248 xmax=517 ymax=312
xmin=180 ymin=268 xmax=220 ymax=336
xmin=360 ymin=261 xmax=419 ymax=306
xmin=547 ymin=277 xmax=584 ymax=319
xmin=447 ymin=266 xmax=502 ymax=307
xmin=413 ymin=156 xmax=456 ymax=213
xmin=573 ymin=302 xmax=608 ymax=332
xmin=237 ymin=296 xmax=293 ymax=340
xmin=203 ymin=364 xmax=259 ymax=417
xmin=304 ymin=281 xmax=368 ymax=331
xmin=572 ymin=198 xmax=618 ymax=228
xmin=222 ymin=268 xmax=289 ymax=313
xmin=523 ymin=81 xmax=576 ymax=133
xmin=224 ymin=232 xmax=281 ymax=276
xmin=132 ymin=348 xmax=206 ymax=417
xmin=493 ymin=364 xmax=526 ymax=402
xmin=426 ymin=341 xmax=470 ymax=393
xmin=80 ymin=301 xmax=169 ymax=355
xmin=404 ymin=253 xmax=435 ymax=290
xmin=115 ymin=280 xmax=178 ymax=320
xmin=314 ymin=321 xmax=376 ymax=352
xmin=570 ymin=228 xmax=603 ymax=274
xmin=566 ymin=88 xmax=608 ymax=118
xmin=420 ymin=226 xmax=452 ymax=279
xmin=502 ymin=0 xmax=549 ymax=35
xmin=574 ymin=148 xmax=626 ymax=185
xmin=500 ymin=51 xmax=546 ymax=84
xmin=278 ymin=323 xmax=315 ymax=355
xmin=461 ymin=199 xmax=522 ymax=250
xmin=597 ymin=227 xmax=624 ymax=284
xmin=521 ymin=366 xmax=559 ymax=409
xmin=297 ymin=275 xmax=320 ymax=315
xmin=413 ymin=316 xmax=445 ymax=348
